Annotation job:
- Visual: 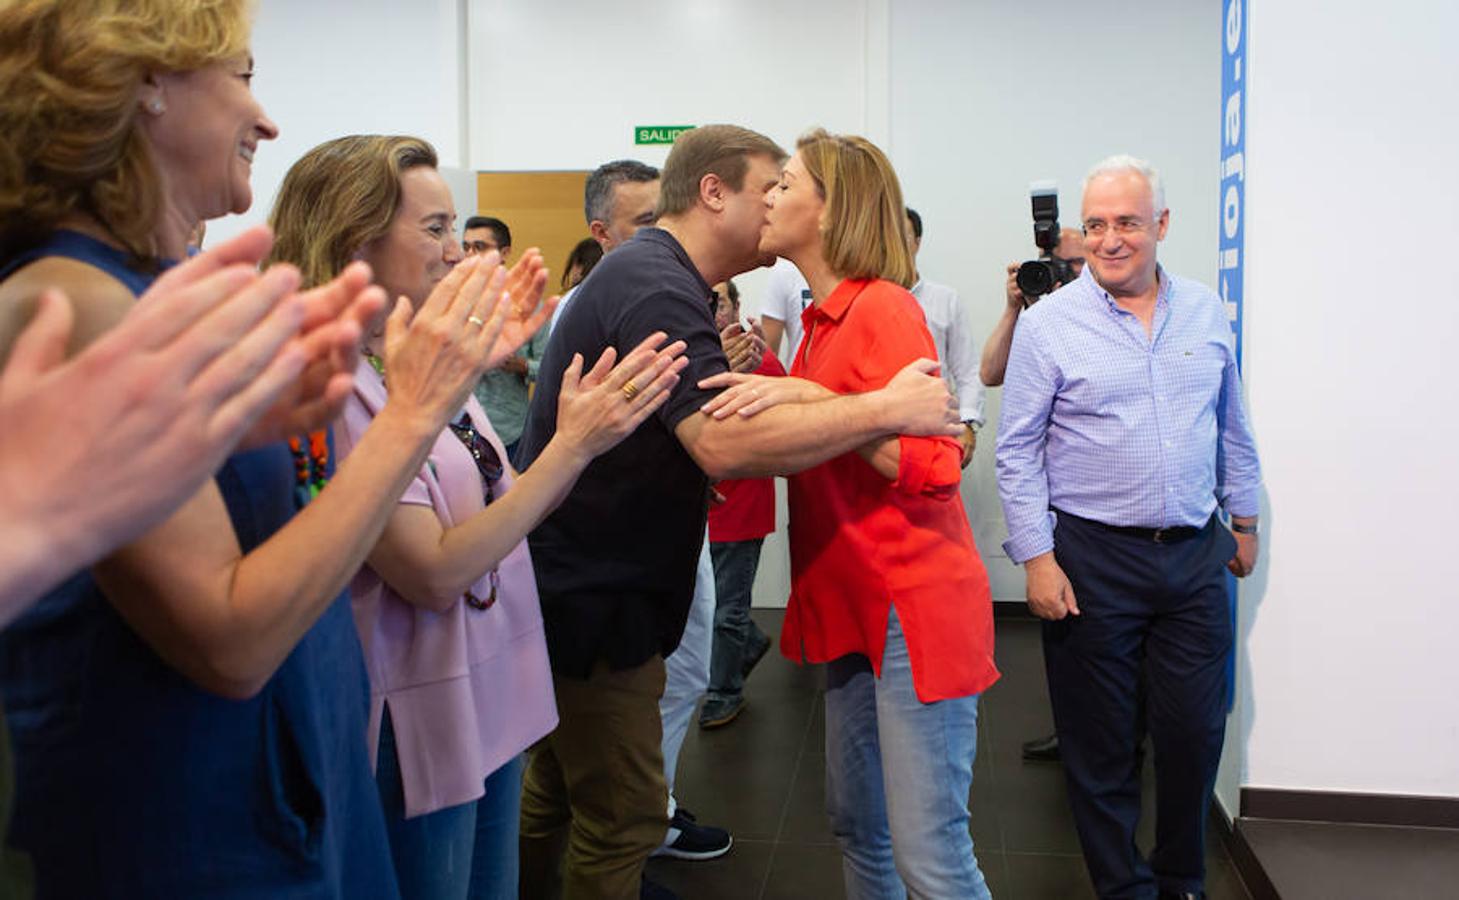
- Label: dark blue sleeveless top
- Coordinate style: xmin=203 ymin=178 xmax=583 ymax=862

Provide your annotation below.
xmin=0 ymin=232 xmax=399 ymax=898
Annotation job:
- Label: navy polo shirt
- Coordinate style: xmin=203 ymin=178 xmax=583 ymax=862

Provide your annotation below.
xmin=518 ymin=228 xmax=729 ymax=678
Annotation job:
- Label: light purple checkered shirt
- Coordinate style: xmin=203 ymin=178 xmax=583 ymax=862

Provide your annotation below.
xmin=995 ymin=265 xmax=1262 ymax=564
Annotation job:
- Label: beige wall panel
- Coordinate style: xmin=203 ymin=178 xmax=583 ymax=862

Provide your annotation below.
xmin=476 ymin=172 xmax=590 ymax=293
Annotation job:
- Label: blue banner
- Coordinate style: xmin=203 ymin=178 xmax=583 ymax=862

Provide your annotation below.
xmin=1220 ymin=0 xmax=1246 ymax=368
xmin=1220 ymin=0 xmax=1248 ymax=710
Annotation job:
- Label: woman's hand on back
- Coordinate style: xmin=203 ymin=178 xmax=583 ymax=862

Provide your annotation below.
xmin=553 ymin=331 xmax=688 ymax=461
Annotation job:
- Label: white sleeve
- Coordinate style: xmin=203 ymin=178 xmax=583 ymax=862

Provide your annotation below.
xmin=943 ymin=286 xmax=986 ymax=425
xmin=546 ymin=284 xmax=577 ymax=337
xmin=761 ymin=259 xmax=797 ymax=322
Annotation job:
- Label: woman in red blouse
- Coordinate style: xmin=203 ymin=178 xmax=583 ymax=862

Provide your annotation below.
xmin=703 ymin=129 xmax=998 ymax=899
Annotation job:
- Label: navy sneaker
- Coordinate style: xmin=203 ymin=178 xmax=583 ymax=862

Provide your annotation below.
xmin=651 ymin=808 xmax=732 ymax=861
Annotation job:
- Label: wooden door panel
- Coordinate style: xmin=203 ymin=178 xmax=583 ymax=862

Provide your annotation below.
xmin=475 ymin=171 xmax=590 ymax=294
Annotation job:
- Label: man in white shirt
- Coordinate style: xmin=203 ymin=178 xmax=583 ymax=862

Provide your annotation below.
xmin=757 ymin=256 xmax=812 ymax=363
xmin=905 ymin=207 xmax=986 ymax=466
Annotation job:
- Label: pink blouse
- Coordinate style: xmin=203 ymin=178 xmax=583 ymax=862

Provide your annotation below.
xmin=335 ymin=361 xmax=557 ymax=818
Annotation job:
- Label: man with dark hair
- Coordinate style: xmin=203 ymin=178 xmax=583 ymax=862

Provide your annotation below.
xmin=462 ymin=215 xmax=511 ymax=258
xmin=904 ymin=206 xmax=986 ymax=467
xmin=463 ymin=214 xmax=538 ymax=459
xmin=517 ymin=124 xmax=965 ymax=900
xmin=905 ymin=206 xmax=922 ymax=237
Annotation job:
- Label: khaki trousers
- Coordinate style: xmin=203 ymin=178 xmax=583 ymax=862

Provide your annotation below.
xmin=519 ymin=656 xmax=669 ymax=900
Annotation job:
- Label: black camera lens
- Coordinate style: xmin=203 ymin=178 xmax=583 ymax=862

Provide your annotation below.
xmin=1016 ymin=260 xmax=1057 ymax=299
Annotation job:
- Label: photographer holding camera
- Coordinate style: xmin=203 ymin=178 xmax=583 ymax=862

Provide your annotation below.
xmin=982 ymin=190 xmax=1084 ymax=764
xmin=979 ymin=226 xmax=1084 ymax=389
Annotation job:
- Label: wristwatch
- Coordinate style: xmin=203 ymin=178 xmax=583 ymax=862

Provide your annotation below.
xmin=1230 ymin=520 xmax=1259 ymax=535
xmin=963 ymin=420 xmax=980 ymax=433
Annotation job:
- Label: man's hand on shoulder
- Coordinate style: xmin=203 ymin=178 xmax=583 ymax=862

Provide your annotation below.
xmin=1025 ymin=552 xmax=1079 ymax=620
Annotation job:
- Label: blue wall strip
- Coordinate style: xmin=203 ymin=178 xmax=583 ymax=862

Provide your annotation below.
xmin=1221 ymin=0 xmax=1248 ymax=710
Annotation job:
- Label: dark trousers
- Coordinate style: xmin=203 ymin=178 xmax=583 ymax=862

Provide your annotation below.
xmin=1044 ymin=510 xmax=1236 ymax=900
xmin=707 ymin=538 xmax=769 ymax=700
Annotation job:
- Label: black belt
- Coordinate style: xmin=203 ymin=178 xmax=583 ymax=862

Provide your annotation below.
xmin=1055 ymin=509 xmax=1205 ymax=544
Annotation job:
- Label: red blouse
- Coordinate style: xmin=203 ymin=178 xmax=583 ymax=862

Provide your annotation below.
xmin=781 ymin=277 xmax=998 ymax=702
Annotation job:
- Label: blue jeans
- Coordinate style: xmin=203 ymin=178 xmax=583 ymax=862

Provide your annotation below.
xmin=707 ymin=538 xmax=769 ymax=701
xmin=376 ymin=706 xmax=525 ymax=900
xmin=824 ymin=608 xmax=991 ymax=900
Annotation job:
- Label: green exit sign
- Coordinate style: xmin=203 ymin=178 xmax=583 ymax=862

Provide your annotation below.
xmin=635 ymin=125 xmax=695 ymax=145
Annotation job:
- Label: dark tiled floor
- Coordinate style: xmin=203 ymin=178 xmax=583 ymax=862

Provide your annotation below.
xmin=1238 ymin=818 xmax=1459 ymax=900
xmin=648 ymin=610 xmax=1252 ymax=899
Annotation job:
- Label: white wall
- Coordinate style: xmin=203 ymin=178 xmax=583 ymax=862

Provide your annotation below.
xmin=888 ymin=0 xmax=1222 ymax=601
xmin=468 ymin=0 xmax=1221 ymax=608
xmin=468 ymin=0 xmax=891 ymax=608
xmin=209 ymin=0 xmax=466 ymax=246
xmin=1226 ymin=0 xmax=1459 ymax=800
xmin=225 ymin=0 xmax=1220 ymax=610
xmin=467 ymin=0 xmax=883 ymax=173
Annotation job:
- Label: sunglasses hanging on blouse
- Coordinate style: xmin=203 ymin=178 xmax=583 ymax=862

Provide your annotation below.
xmin=447 ymin=412 xmax=504 ymax=610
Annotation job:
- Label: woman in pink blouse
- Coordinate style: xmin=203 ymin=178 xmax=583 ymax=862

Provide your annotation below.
xmin=268 ymin=135 xmax=687 ymax=900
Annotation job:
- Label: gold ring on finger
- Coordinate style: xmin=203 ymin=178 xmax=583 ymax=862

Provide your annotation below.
xmin=622 ymin=381 xmax=640 ymax=401
xmin=467 ymin=315 xmax=486 ymax=328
